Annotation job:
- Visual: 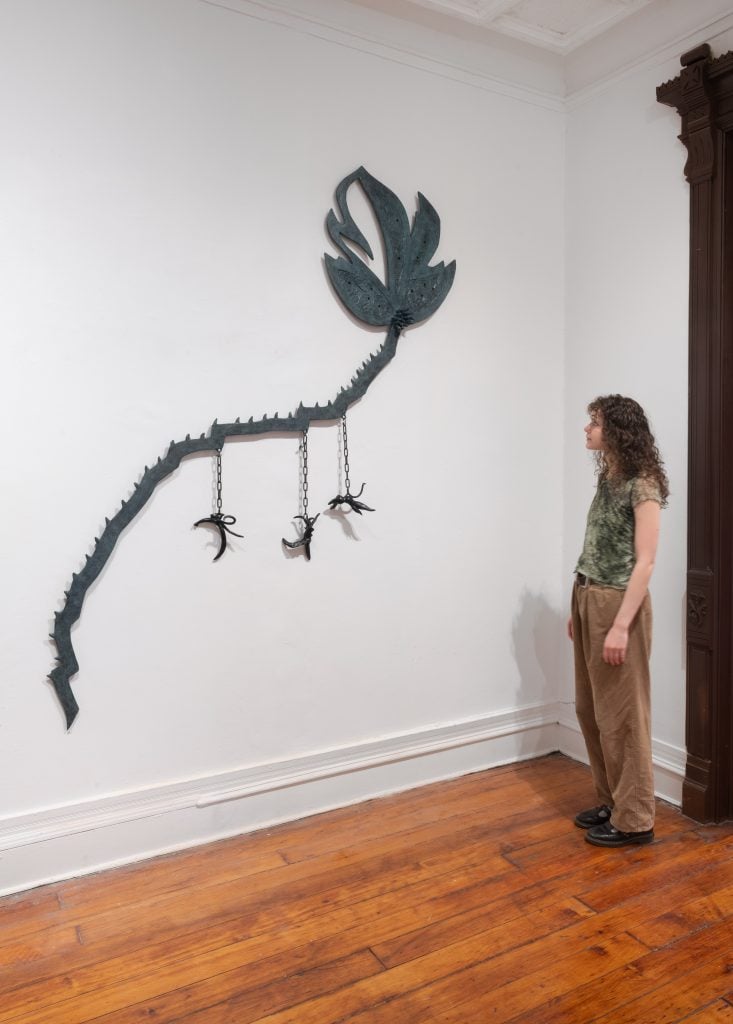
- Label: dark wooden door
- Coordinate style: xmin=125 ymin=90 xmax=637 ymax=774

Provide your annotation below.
xmin=658 ymin=45 xmax=733 ymax=823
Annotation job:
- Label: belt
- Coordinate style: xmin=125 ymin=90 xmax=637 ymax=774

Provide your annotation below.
xmin=575 ymin=572 xmax=598 ymax=588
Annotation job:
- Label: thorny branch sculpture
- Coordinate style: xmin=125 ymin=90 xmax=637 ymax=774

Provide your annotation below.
xmin=48 ymin=166 xmax=456 ymax=728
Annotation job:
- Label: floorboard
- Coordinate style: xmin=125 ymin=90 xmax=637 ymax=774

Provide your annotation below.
xmin=1 ymin=754 xmax=732 ymax=1023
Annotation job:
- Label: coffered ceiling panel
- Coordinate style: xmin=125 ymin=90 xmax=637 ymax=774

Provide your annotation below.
xmin=387 ymin=0 xmax=654 ymax=52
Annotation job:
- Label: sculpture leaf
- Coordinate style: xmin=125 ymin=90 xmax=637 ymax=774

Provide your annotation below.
xmin=357 ymin=170 xmax=411 ymax=294
xmin=325 ymin=167 xmax=455 ymax=328
xmin=400 ymin=192 xmax=440 ymax=285
xmin=324 ymin=254 xmax=395 ymax=327
xmin=402 ymin=262 xmax=457 ymax=324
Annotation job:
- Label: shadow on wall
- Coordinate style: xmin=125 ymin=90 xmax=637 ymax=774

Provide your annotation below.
xmin=510 ymin=587 xmax=594 ymax=813
xmin=510 ymin=588 xmax=569 ymax=756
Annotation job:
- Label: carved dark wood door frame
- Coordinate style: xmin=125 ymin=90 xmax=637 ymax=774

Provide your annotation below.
xmin=658 ymin=45 xmax=733 ymax=823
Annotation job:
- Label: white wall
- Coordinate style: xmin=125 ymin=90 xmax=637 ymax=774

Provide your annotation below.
xmin=0 ymin=0 xmax=566 ymax=893
xmin=4 ymin=0 xmax=723 ymax=896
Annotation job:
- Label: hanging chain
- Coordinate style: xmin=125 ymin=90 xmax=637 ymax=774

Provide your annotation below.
xmin=282 ymin=426 xmax=318 ymax=559
xmin=341 ymin=414 xmax=351 ymax=495
xmin=301 ymin=428 xmax=309 ymax=518
xmin=325 ymin=414 xmax=374 ymax=516
xmin=194 ymin=443 xmax=242 ymax=561
xmin=215 ymin=447 xmax=223 ymax=515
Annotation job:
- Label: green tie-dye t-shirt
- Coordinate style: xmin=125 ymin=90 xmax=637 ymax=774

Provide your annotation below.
xmin=575 ymin=476 xmax=662 ymax=589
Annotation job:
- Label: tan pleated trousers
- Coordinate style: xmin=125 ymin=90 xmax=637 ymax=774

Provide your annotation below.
xmin=571 ymin=581 xmax=655 ymax=833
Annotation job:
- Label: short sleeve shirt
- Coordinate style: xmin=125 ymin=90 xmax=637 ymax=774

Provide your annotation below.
xmin=575 ymin=476 xmax=662 ymax=589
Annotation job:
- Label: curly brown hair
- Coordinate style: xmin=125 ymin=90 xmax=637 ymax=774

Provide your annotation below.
xmin=589 ymin=394 xmax=669 ymax=506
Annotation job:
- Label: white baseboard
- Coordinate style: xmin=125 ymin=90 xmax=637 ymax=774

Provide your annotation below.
xmin=0 ymin=703 xmax=687 ymax=896
xmin=0 ymin=703 xmax=559 ymax=897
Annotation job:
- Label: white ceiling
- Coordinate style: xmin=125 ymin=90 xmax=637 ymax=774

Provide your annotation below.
xmin=379 ymin=0 xmax=655 ymax=54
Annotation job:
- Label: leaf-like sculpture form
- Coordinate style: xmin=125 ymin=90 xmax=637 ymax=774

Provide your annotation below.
xmin=325 ymin=166 xmax=455 ymax=327
xmin=47 ymin=168 xmax=456 ymax=728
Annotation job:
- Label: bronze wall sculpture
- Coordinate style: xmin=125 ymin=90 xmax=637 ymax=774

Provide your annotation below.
xmin=48 ymin=167 xmax=456 ymax=729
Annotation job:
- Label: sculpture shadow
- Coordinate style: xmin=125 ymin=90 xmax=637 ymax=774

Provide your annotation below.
xmin=509 ymin=587 xmax=589 ymax=814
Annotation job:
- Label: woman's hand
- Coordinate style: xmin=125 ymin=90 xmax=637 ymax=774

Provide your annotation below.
xmin=603 ymin=623 xmax=629 ymax=665
xmin=567 ymin=615 xmax=574 ymax=641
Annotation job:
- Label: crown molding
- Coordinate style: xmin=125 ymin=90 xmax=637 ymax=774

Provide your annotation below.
xmin=381 ymin=0 xmax=656 ymax=55
xmin=565 ymin=7 xmax=733 ymax=106
xmin=200 ymin=0 xmax=566 ymax=110
xmin=202 ymin=0 xmax=733 ymax=111
xmin=565 ymin=0 xmax=733 ymax=100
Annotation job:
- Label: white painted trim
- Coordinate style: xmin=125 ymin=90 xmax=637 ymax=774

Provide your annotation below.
xmin=0 ymin=704 xmax=688 ymax=894
xmin=198 ymin=0 xmax=733 ymax=112
xmin=493 ymin=10 xmax=643 ymax=56
xmin=0 ymin=703 xmax=560 ymax=895
xmin=0 ymin=703 xmax=554 ymax=854
xmin=565 ymin=10 xmax=733 ymax=106
xmin=196 ymin=703 xmax=555 ymax=807
xmin=199 ymin=0 xmax=566 ymax=111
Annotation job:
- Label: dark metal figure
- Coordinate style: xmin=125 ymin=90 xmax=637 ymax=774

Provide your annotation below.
xmin=282 ymin=513 xmax=320 ymax=560
xmin=327 ymin=483 xmax=374 ymax=515
xmin=193 ymin=513 xmax=243 ymax=561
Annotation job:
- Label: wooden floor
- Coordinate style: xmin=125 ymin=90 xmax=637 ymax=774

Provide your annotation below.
xmin=2 ymin=755 xmax=733 ymax=1023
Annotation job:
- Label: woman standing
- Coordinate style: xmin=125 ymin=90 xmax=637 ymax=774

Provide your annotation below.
xmin=568 ymin=395 xmax=669 ymax=848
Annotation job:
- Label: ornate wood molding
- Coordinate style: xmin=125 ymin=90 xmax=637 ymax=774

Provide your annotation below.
xmin=658 ymin=46 xmax=733 ymax=823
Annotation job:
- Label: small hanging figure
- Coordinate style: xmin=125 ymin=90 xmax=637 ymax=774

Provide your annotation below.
xmin=194 ymin=446 xmax=243 ymax=561
xmin=327 ymin=413 xmax=374 ymax=515
xmin=282 ymin=428 xmax=319 ymax=560
xmin=283 ymin=512 xmax=320 ymax=561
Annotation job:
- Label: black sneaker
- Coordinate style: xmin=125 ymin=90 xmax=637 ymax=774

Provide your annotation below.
xmin=585 ymin=821 xmax=655 ymax=847
xmin=574 ymin=804 xmax=612 ymax=830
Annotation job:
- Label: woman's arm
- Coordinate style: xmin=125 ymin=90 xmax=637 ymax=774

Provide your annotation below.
xmin=602 ymin=499 xmax=661 ymax=665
